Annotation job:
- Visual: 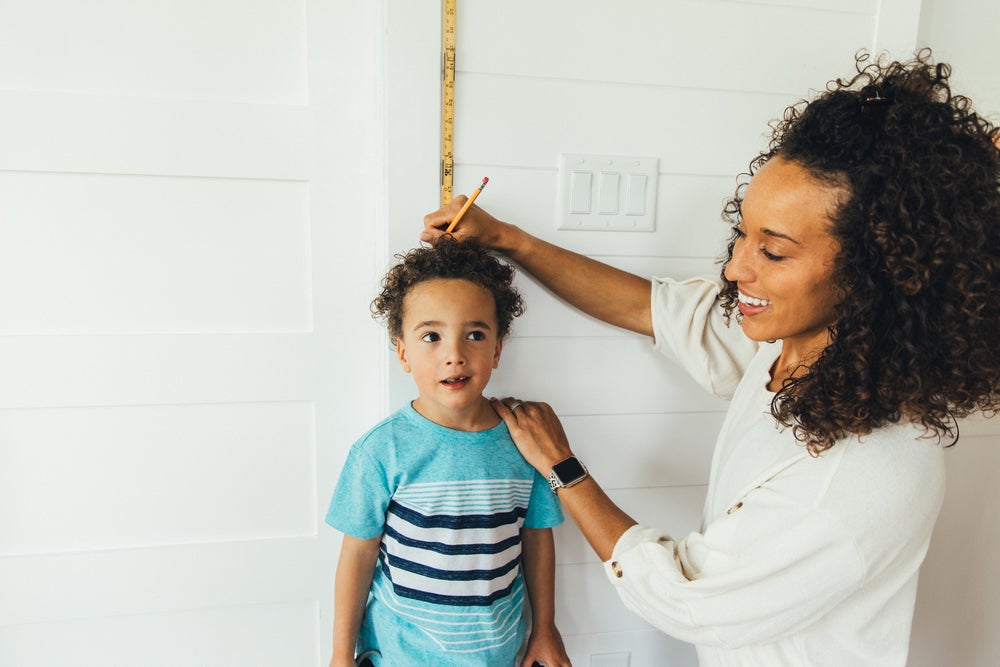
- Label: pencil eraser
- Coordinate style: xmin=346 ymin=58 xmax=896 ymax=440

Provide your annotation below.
xmin=482 ymin=177 xmax=489 ymax=184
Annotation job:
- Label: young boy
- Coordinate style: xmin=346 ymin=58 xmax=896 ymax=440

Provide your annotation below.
xmin=327 ymin=237 xmax=569 ymax=667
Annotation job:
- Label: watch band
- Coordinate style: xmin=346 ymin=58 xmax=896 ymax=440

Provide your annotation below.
xmin=548 ymin=456 xmax=588 ymax=493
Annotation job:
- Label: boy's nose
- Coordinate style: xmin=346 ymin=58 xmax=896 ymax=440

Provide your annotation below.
xmin=444 ymin=343 xmax=466 ymax=365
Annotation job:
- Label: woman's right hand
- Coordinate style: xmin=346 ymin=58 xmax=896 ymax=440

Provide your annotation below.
xmin=426 ymin=194 xmax=654 ymax=337
xmin=421 ymin=198 xmax=511 ymax=250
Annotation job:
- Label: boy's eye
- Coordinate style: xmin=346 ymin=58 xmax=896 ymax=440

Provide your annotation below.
xmin=420 ymin=332 xmax=440 ymax=343
xmin=466 ymin=331 xmax=486 ymax=341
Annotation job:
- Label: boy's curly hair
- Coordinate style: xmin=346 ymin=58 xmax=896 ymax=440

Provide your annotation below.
xmin=372 ymin=236 xmax=525 ymax=344
xmin=719 ymin=50 xmax=1000 ymax=453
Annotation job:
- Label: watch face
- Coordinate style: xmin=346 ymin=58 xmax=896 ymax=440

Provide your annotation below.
xmin=552 ymin=457 xmax=586 ymax=484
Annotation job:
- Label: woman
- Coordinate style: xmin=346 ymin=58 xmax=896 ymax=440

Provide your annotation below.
xmin=421 ymin=52 xmax=999 ymax=666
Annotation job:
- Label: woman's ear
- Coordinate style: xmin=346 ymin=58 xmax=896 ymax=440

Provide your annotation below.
xmin=396 ymin=339 xmax=411 ymax=373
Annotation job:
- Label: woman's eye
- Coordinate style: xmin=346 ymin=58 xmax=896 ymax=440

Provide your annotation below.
xmin=420 ymin=332 xmax=440 ymax=343
xmin=734 ymin=224 xmax=784 ymax=261
xmin=760 ymin=246 xmax=785 ymax=262
xmin=466 ymin=331 xmax=486 ymax=341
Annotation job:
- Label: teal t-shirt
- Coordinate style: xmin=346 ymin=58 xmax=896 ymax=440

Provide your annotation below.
xmin=327 ymin=403 xmax=563 ymax=666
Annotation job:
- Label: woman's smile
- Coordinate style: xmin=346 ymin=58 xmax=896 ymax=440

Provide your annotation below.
xmin=737 ymin=290 xmax=772 ymax=316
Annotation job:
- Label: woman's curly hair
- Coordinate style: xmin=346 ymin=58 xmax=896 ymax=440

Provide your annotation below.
xmin=719 ymin=50 xmax=1000 ymax=453
xmin=372 ymin=236 xmax=525 ymax=344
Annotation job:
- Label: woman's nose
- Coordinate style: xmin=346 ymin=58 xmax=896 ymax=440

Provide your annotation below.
xmin=724 ymin=237 xmax=754 ymax=283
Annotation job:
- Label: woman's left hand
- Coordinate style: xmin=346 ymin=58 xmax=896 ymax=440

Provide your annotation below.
xmin=495 ymin=397 xmax=638 ymax=562
xmin=492 ymin=397 xmax=574 ymax=475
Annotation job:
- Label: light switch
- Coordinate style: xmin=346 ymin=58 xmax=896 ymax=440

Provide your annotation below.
xmin=557 ymin=153 xmax=657 ymax=231
xmin=598 ymin=172 xmax=620 ymax=214
xmin=570 ymin=171 xmax=593 ymax=214
xmin=626 ymin=173 xmax=647 ymax=215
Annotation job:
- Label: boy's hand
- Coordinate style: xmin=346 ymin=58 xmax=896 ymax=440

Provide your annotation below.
xmin=520 ymin=622 xmax=572 ymax=667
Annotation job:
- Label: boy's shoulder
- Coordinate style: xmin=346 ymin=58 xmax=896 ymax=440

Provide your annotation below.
xmin=353 ymin=404 xmax=425 ymax=450
xmin=352 ymin=403 xmax=515 ymax=456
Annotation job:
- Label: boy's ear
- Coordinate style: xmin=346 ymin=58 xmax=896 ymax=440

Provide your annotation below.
xmin=492 ymin=337 xmax=503 ymax=369
xmin=396 ymin=339 xmax=412 ymax=373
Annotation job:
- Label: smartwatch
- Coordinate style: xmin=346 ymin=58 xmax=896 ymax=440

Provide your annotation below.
xmin=548 ymin=456 xmax=588 ymax=493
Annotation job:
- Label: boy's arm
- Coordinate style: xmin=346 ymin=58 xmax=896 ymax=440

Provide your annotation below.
xmin=331 ymin=534 xmax=382 ymax=667
xmin=520 ymin=527 xmax=571 ymax=667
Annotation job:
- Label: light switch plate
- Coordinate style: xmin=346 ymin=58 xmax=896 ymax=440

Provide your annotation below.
xmin=557 ymin=153 xmax=657 ymax=231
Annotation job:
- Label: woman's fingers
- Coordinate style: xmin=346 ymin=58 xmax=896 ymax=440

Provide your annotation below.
xmin=421 ymin=199 xmax=508 ymax=247
xmin=421 ymin=196 xmax=468 ymax=243
xmin=492 ymin=396 xmax=519 ymax=425
xmin=491 ymin=397 xmax=572 ymax=473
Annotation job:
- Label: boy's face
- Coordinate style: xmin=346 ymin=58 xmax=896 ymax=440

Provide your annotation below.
xmin=396 ymin=278 xmax=503 ymax=427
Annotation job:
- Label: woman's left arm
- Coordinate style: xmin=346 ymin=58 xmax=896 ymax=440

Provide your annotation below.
xmin=492 ymin=396 xmax=873 ymax=649
xmin=493 ymin=398 xmax=637 ymax=560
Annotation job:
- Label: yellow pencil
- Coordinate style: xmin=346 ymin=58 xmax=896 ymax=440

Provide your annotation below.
xmin=444 ymin=177 xmax=489 ymax=233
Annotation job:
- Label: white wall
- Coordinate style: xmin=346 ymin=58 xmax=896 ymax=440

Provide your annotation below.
xmin=381 ymin=1 xmax=999 ymax=665
xmin=908 ymin=4 xmax=1000 ymax=666
xmin=918 ymin=0 xmax=1000 ymax=116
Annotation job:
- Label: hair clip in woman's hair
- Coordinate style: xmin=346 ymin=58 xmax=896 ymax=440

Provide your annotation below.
xmin=860 ymin=87 xmax=893 ymax=125
xmin=861 ymin=88 xmax=893 ymax=110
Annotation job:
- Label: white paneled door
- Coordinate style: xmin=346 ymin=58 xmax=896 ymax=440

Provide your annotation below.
xmin=0 ymin=2 xmax=384 ymax=665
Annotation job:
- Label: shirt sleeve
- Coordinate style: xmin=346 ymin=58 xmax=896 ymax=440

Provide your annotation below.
xmin=603 ymin=488 xmax=865 ymax=648
xmin=325 ymin=442 xmax=392 ymax=539
xmin=649 ymin=276 xmax=759 ymax=399
xmin=523 ymin=470 xmax=564 ymax=529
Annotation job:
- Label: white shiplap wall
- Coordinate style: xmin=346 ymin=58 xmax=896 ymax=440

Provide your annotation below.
xmin=384 ymin=1 xmax=999 ymax=665
xmin=909 ymin=3 xmax=1000 ymax=666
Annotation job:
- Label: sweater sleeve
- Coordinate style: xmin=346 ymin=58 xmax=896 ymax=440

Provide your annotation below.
xmin=649 ymin=276 xmax=759 ymax=399
xmin=602 ymin=488 xmax=865 ymax=648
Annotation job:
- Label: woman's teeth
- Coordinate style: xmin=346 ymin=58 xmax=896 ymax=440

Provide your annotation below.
xmin=739 ymin=293 xmax=772 ymax=307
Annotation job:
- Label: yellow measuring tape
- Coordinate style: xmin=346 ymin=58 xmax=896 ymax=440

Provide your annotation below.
xmin=440 ymin=0 xmax=456 ymax=205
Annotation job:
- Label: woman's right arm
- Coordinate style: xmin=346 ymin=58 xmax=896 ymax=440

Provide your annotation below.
xmin=423 ymin=200 xmax=654 ymax=337
xmin=330 ymin=535 xmax=381 ymax=667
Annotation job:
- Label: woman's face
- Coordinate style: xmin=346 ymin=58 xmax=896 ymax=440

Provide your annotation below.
xmin=723 ymin=157 xmax=844 ymax=358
